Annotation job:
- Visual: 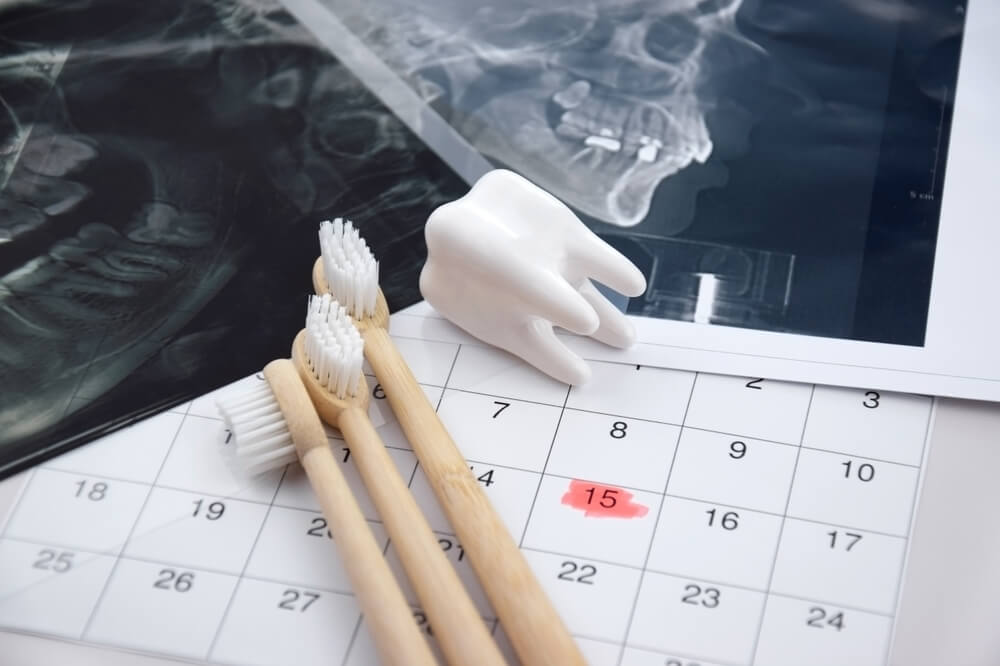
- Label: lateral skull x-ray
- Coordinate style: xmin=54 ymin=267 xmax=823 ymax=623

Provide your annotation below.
xmin=337 ymin=0 xmax=746 ymax=228
xmin=325 ymin=0 xmax=965 ymax=342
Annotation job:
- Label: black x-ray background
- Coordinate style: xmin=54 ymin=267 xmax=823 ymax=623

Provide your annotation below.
xmin=0 ymin=0 xmax=467 ymax=477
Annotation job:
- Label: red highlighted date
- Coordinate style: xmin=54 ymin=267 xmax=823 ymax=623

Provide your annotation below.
xmin=560 ymin=480 xmax=649 ymax=518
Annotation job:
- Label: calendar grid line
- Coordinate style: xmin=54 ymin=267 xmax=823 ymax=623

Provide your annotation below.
xmin=516 ymin=382 xmax=572 ymax=546
xmin=749 ymin=384 xmax=815 ymax=665
xmin=79 ymin=411 xmax=188 ymax=641
xmin=0 ymin=528 xmax=902 ymax=623
xmin=205 ymin=465 xmax=288 ymax=662
xmin=616 ymin=370 xmax=698 ymax=666
xmin=0 ymin=336 xmax=938 ymax=666
xmin=0 ymin=467 xmax=36 ymax=538
xmin=881 ymin=401 xmax=938 ymax=666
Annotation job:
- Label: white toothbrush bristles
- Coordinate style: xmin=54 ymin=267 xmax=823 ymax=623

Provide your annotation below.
xmin=216 ymin=382 xmax=298 ymax=475
xmin=318 ymin=218 xmax=379 ymax=319
xmin=304 ymin=293 xmax=365 ymax=399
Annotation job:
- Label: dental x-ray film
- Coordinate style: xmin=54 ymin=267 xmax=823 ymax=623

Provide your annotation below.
xmin=285 ymin=0 xmax=1000 ymax=401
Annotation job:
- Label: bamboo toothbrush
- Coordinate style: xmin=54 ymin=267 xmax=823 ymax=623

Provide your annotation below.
xmin=216 ymin=357 xmax=436 ymax=666
xmin=293 ymin=294 xmax=507 ymax=666
xmin=314 ymin=219 xmax=585 ymax=666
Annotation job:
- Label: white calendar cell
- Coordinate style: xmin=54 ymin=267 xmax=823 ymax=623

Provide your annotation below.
xmin=156 ymin=415 xmax=283 ymax=503
xmin=447 ymin=343 xmax=568 ymax=406
xmin=566 ymin=361 xmax=696 ymax=425
xmin=522 ymin=548 xmax=641 ymax=643
xmin=547 ymin=410 xmax=680 ymax=493
xmin=576 ymin=637 xmax=623 ymax=665
xmin=244 ymin=505 xmax=388 ymax=593
xmin=753 ymin=594 xmax=891 ymax=666
xmin=667 ymin=428 xmax=798 ymax=514
xmin=86 ymin=558 xmax=237 ymax=659
xmin=622 ymin=646 xmax=727 ymax=666
xmin=787 ymin=449 xmax=919 ymax=536
xmin=45 ymin=411 xmax=182 ymax=483
xmin=5 ymin=468 xmax=147 ymax=554
xmin=439 ymin=389 xmax=562 ymax=472
xmin=125 ymin=488 xmax=267 ymax=574
xmin=0 ymin=538 xmax=115 ymax=638
xmin=769 ymin=519 xmax=906 ymax=614
xmin=648 ymin=497 xmax=782 ymax=590
xmin=386 ymin=532 xmax=495 ymax=619
xmin=684 ymin=373 xmax=813 ymax=444
xmin=491 ymin=624 xmax=620 ymax=666
xmin=210 ymin=578 xmax=360 ymax=666
xmin=386 ymin=335 xmax=459 ymax=386
xmin=628 ymin=571 xmax=765 ymax=664
xmin=367 ymin=383 xmax=443 ymax=451
xmin=409 ymin=462 xmax=540 ymax=540
xmin=273 ymin=447 xmax=417 ymax=519
xmin=521 ymin=476 xmax=659 ymax=567
xmin=803 ymin=385 xmax=931 ymax=466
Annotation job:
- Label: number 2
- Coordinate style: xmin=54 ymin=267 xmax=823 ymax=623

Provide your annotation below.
xmin=33 ymin=549 xmax=73 ymax=572
xmin=745 ymin=378 xmax=763 ymax=390
xmin=557 ymin=560 xmax=597 ymax=584
xmin=154 ymin=569 xmax=193 ymax=592
xmin=681 ymin=584 xmax=720 ymax=608
xmin=278 ymin=589 xmax=319 ymax=611
xmin=807 ymin=606 xmax=844 ymax=631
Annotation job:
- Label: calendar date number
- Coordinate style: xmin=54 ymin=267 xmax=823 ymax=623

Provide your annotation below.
xmin=306 ymin=516 xmax=332 ymax=539
xmin=278 ymin=588 xmax=319 ymax=611
xmin=557 ymin=560 xmax=597 ymax=585
xmin=681 ymin=584 xmax=720 ymax=608
xmin=191 ymin=499 xmax=225 ymax=520
xmin=74 ymin=480 xmax=107 ymax=501
xmin=807 ymin=606 xmax=845 ymax=631
xmin=154 ymin=569 xmax=194 ymax=592
xmin=33 ymin=549 xmax=74 ymax=572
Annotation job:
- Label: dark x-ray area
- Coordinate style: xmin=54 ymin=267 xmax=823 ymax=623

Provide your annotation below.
xmin=325 ymin=0 xmax=965 ymax=343
xmin=0 ymin=0 xmax=467 ymax=476
xmin=0 ymin=0 xmax=969 ymax=475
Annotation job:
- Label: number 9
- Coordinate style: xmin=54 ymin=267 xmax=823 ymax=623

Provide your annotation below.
xmin=729 ymin=441 xmax=746 ymax=459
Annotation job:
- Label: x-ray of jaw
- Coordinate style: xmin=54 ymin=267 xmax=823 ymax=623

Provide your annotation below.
xmin=329 ymin=0 xmax=758 ymax=228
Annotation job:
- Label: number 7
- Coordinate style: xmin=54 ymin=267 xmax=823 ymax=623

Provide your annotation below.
xmin=492 ymin=401 xmax=510 ymax=418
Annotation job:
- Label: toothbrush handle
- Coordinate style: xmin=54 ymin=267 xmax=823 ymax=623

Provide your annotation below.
xmin=338 ymin=406 xmax=508 ymax=666
xmin=363 ymin=327 xmax=585 ymax=666
xmin=298 ymin=444 xmax=438 ymax=666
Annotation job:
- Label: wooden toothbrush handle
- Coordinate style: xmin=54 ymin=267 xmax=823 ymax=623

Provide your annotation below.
xmin=338 ymin=407 xmax=507 ymax=666
xmin=297 ymin=425 xmax=438 ymax=666
xmin=363 ymin=328 xmax=585 ymax=666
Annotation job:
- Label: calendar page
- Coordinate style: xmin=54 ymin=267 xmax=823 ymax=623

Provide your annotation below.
xmin=0 ymin=305 xmax=934 ymax=666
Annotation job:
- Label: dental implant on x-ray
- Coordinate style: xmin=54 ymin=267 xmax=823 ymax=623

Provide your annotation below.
xmin=331 ymin=0 xmax=756 ymax=227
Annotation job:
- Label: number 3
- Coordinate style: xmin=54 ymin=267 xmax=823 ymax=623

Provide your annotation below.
xmin=863 ymin=391 xmax=880 ymax=408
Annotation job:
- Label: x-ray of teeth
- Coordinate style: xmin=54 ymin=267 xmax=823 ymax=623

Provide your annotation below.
xmin=0 ymin=0 xmax=970 ymax=475
xmin=0 ymin=0 xmax=467 ymax=476
xmin=317 ymin=0 xmax=965 ymax=344
xmin=327 ymin=0 xmax=735 ymax=228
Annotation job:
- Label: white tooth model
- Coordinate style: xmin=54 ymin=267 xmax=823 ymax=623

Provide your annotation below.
xmin=420 ymin=169 xmax=647 ymax=385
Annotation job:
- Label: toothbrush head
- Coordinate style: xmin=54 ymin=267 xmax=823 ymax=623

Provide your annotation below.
xmin=316 ymin=219 xmax=389 ymax=330
xmin=292 ymin=293 xmax=371 ymax=425
xmin=216 ymin=379 xmax=298 ymax=476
